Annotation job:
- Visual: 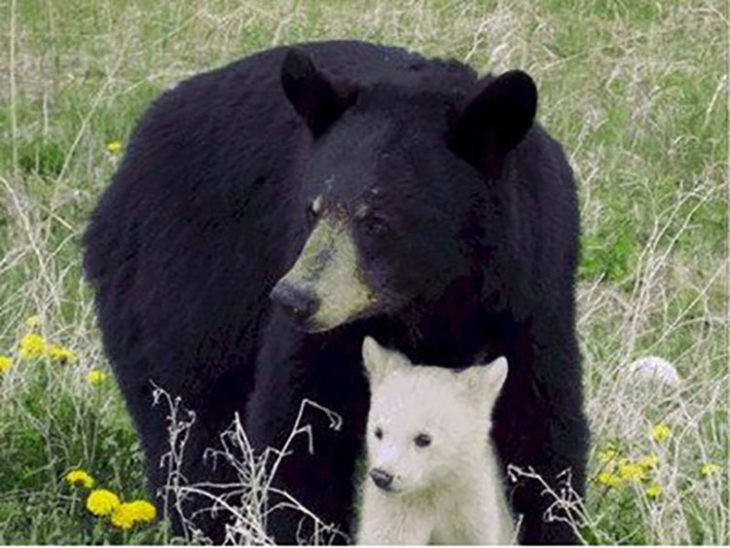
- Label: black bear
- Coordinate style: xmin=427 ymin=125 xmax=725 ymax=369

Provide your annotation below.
xmin=83 ymin=40 xmax=589 ymax=544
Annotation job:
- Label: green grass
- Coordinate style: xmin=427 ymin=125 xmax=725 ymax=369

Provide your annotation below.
xmin=1 ymin=0 xmax=727 ymax=543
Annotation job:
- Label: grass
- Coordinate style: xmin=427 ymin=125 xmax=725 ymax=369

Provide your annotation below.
xmin=0 ymin=0 xmax=727 ymax=543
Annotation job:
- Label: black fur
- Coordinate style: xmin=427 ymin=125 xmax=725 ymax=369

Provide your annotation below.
xmin=83 ymin=40 xmax=589 ymax=544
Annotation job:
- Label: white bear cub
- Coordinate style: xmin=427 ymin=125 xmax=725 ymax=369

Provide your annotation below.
xmin=357 ymin=336 xmax=514 ymax=545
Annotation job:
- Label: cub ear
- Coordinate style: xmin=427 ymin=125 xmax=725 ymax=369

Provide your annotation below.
xmin=281 ymin=48 xmax=358 ymax=138
xmin=448 ymin=70 xmax=537 ymax=179
xmin=458 ymin=356 xmax=509 ymax=404
xmin=362 ymin=336 xmax=403 ymax=387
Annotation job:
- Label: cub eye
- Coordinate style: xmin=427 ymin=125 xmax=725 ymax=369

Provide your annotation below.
xmin=414 ymin=433 xmax=431 ymax=447
xmin=374 ymin=427 xmax=383 ymax=440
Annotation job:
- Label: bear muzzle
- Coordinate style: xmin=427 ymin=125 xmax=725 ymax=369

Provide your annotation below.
xmin=369 ymin=467 xmax=394 ymax=491
xmin=272 ymin=216 xmax=377 ymax=332
xmin=270 ymin=281 xmax=320 ymax=324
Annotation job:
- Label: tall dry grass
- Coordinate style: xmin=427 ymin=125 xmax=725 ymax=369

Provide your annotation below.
xmin=0 ymin=0 xmax=726 ymax=543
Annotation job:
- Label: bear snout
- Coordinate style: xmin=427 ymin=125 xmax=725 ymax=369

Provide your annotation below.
xmin=270 ymin=281 xmax=320 ymax=323
xmin=369 ymin=467 xmax=394 ymax=491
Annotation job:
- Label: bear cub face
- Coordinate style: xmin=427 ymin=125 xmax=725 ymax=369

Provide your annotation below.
xmin=361 ymin=336 xmax=508 ymax=496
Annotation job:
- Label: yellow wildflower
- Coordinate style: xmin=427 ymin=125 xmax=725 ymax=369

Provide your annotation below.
xmin=0 ymin=355 xmax=12 ymax=373
xmin=651 ymin=424 xmax=672 ymax=442
xmin=618 ymin=461 xmax=645 ymax=482
xmin=638 ymin=453 xmax=659 ymax=470
xmin=106 ymin=141 xmax=122 ymax=155
xmin=700 ymin=463 xmax=722 ymax=477
xmin=25 ymin=315 xmax=42 ymax=329
xmin=19 ymin=333 xmax=47 ymax=359
xmin=65 ymin=469 xmax=95 ymax=488
xmin=597 ymin=471 xmax=623 ymax=487
xmin=86 ymin=489 xmax=120 ymax=516
xmin=128 ymin=500 xmax=157 ymax=522
xmin=110 ymin=500 xmax=157 ymax=529
xmin=110 ymin=503 xmax=135 ymax=529
xmin=47 ymin=344 xmax=76 ymax=363
xmin=111 ymin=507 xmax=135 ymax=529
xmin=645 ymin=483 xmax=663 ymax=498
xmin=87 ymin=369 xmax=108 ymax=386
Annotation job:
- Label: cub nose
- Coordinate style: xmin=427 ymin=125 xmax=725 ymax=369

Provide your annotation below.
xmin=369 ymin=468 xmax=394 ymax=491
xmin=270 ymin=281 xmax=320 ymax=322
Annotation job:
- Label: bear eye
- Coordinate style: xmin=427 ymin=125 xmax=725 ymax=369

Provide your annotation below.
xmin=374 ymin=427 xmax=383 ymax=440
xmin=365 ymin=216 xmax=389 ymax=237
xmin=414 ymin=433 xmax=431 ymax=447
xmin=306 ymin=196 xmax=322 ymax=226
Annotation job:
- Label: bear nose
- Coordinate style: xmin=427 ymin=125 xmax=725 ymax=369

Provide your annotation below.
xmin=270 ymin=281 xmax=319 ymax=322
xmin=369 ymin=468 xmax=394 ymax=491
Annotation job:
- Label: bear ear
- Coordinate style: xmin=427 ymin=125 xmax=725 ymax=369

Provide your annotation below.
xmin=362 ymin=336 xmax=404 ymax=387
xmin=458 ymin=356 xmax=509 ymax=404
xmin=281 ymin=48 xmax=358 ymax=138
xmin=447 ymin=70 xmax=537 ymax=179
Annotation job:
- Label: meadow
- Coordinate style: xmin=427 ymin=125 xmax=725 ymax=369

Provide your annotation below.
xmin=0 ymin=0 xmax=727 ymax=544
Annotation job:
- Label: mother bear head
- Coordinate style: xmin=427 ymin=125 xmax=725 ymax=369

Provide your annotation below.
xmin=270 ymin=48 xmax=538 ymax=333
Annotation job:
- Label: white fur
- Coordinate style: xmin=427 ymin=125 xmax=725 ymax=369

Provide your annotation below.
xmin=357 ymin=337 xmax=514 ymax=545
